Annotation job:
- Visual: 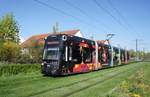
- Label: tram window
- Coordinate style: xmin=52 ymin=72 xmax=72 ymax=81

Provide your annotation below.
xmin=113 ymin=49 xmax=118 ymax=61
xmin=69 ymin=46 xmax=72 ymax=61
xmin=104 ymin=48 xmax=108 ymax=63
xmin=98 ymin=47 xmax=103 ymax=63
xmin=100 ymin=47 xmax=108 ymax=63
xmin=83 ymin=47 xmax=92 ymax=63
xmin=72 ymin=46 xmax=82 ymax=64
xmin=121 ymin=52 xmax=125 ymax=61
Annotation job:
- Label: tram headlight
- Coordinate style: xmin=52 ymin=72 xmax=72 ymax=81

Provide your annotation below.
xmin=41 ymin=63 xmax=44 ymax=66
xmin=41 ymin=61 xmax=46 ymax=66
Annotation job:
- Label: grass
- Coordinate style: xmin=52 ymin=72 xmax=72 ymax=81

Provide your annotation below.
xmin=106 ymin=62 xmax=150 ymax=97
xmin=0 ymin=62 xmax=149 ymax=97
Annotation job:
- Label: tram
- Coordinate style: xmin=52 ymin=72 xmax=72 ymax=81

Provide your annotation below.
xmin=41 ymin=34 xmax=129 ymax=75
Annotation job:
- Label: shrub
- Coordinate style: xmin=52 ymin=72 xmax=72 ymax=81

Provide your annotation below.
xmin=17 ymin=53 xmax=34 ymax=64
xmin=0 ymin=64 xmax=41 ymax=77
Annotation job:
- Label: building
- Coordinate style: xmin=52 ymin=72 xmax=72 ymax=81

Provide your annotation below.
xmin=21 ymin=29 xmax=83 ymax=49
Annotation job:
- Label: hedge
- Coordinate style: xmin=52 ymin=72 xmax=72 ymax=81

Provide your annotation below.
xmin=0 ymin=64 xmax=41 ymax=77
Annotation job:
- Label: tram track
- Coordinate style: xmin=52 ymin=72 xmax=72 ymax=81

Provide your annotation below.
xmin=62 ymin=71 xmax=122 ymax=97
xmin=27 ymin=69 xmax=115 ymax=97
xmin=62 ymin=63 xmax=141 ymax=97
xmin=28 ymin=63 xmax=139 ymax=97
xmin=0 ymin=62 xmax=146 ymax=97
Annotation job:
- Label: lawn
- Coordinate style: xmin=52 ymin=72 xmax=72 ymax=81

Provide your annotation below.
xmin=0 ymin=62 xmax=149 ymax=97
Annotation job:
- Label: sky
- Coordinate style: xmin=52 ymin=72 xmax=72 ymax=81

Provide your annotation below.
xmin=0 ymin=0 xmax=150 ymax=52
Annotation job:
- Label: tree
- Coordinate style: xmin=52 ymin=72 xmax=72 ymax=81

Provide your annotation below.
xmin=0 ymin=13 xmax=20 ymax=43
xmin=0 ymin=13 xmax=20 ymax=63
xmin=129 ymin=49 xmax=136 ymax=58
xmin=144 ymin=52 xmax=150 ymax=61
xmin=29 ymin=40 xmax=44 ymax=63
xmin=52 ymin=22 xmax=59 ymax=34
xmin=20 ymin=39 xmax=44 ymax=63
xmin=0 ymin=41 xmax=20 ymax=63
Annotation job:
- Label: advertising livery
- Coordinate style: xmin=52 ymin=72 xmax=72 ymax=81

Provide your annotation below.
xmin=41 ymin=34 xmax=129 ymax=76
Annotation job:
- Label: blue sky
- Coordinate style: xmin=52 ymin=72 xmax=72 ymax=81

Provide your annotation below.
xmin=0 ymin=0 xmax=150 ymax=51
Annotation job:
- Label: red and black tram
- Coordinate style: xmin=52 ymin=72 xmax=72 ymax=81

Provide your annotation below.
xmin=41 ymin=34 xmax=129 ymax=76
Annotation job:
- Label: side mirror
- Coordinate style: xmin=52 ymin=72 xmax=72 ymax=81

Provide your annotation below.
xmin=62 ymin=35 xmax=67 ymax=41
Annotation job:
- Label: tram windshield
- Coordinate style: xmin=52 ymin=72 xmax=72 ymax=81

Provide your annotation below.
xmin=43 ymin=47 xmax=60 ymax=60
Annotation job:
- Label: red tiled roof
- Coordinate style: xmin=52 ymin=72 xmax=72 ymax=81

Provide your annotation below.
xmin=21 ymin=29 xmax=81 ymax=48
xmin=62 ymin=29 xmax=80 ymax=35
